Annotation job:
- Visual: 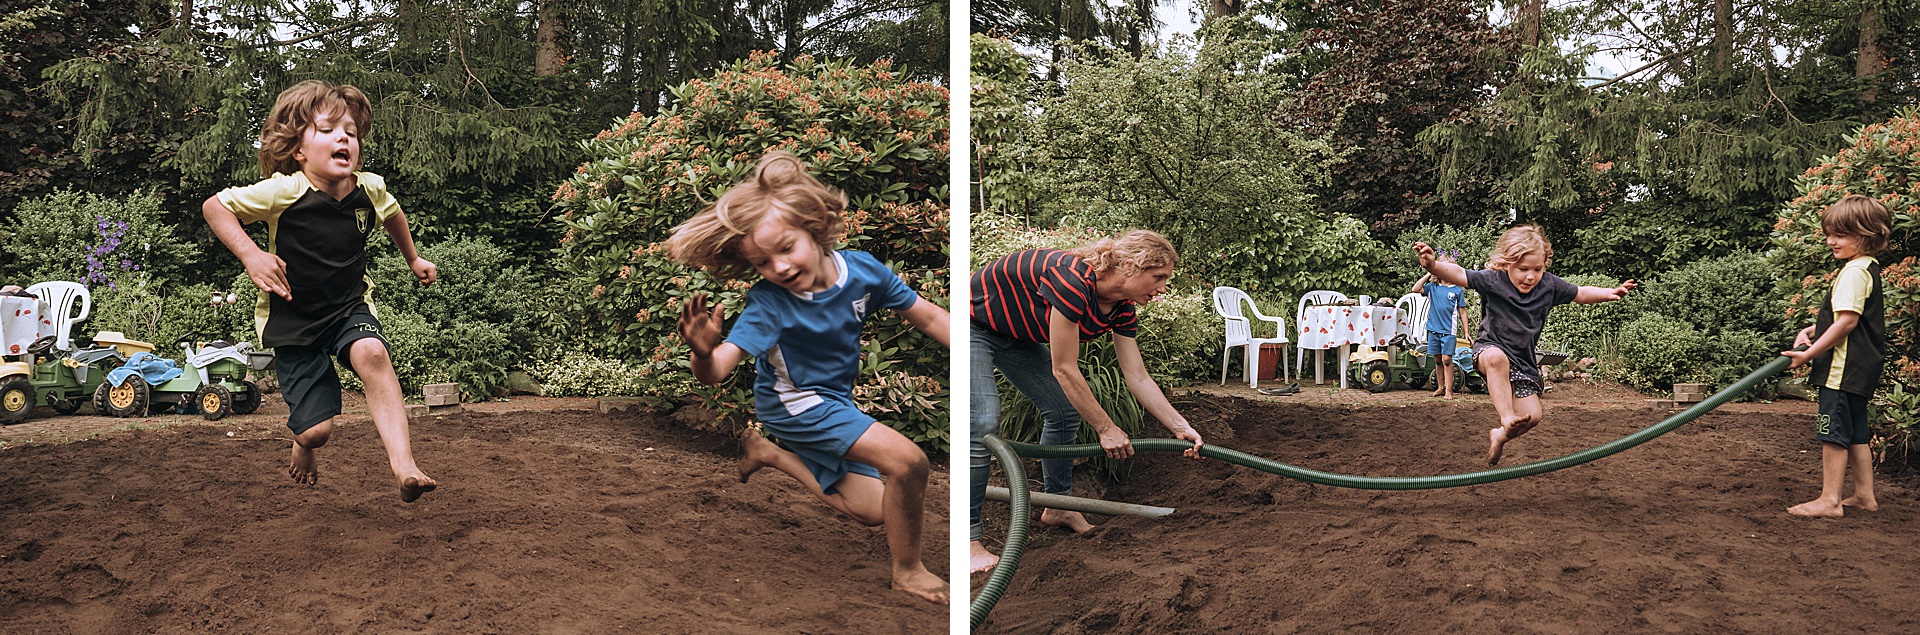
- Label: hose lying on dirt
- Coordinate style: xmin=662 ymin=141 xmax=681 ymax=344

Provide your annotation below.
xmin=971 ymin=356 xmax=1792 ymax=627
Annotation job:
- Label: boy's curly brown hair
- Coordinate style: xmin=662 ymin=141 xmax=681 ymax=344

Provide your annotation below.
xmin=665 ymin=151 xmax=848 ymax=279
xmin=1822 ymin=194 xmax=1893 ymax=255
xmin=257 ymin=80 xmax=373 ymax=178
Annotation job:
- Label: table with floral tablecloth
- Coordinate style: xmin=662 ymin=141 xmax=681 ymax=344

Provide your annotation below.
xmin=1 ymin=295 xmax=50 ymax=357
xmin=1297 ymin=304 xmax=1400 ymax=389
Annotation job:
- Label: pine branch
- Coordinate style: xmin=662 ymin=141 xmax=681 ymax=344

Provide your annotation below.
xmin=230 ymin=17 xmax=390 ymax=49
xmin=1587 ymin=42 xmax=1712 ymax=91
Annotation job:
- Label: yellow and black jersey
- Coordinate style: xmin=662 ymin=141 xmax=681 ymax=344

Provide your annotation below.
xmin=215 ymin=171 xmax=401 ymax=348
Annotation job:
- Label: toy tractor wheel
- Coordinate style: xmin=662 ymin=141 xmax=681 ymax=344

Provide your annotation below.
xmin=1362 ymin=361 xmax=1393 ymax=393
xmin=51 ymin=399 xmax=81 ymax=415
xmin=231 ymin=381 xmax=262 ymax=415
xmin=197 ymin=384 xmax=233 ymax=421
xmin=1405 ymin=368 xmax=1428 ymax=390
xmin=94 ymin=376 xmax=150 ymax=418
xmin=1464 ymin=373 xmax=1487 ymax=394
xmin=0 ymin=377 xmax=34 ymax=424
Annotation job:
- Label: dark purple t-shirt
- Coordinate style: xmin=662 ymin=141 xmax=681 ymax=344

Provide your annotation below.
xmin=1466 ymin=268 xmax=1576 ymax=380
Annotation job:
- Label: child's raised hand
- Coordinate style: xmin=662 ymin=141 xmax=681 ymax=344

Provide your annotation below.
xmin=678 ymin=292 xmax=725 ymax=357
xmin=1610 ymin=279 xmax=1638 ymax=300
xmin=241 ymin=250 xmax=292 ymax=301
xmin=1414 ymin=242 xmax=1436 ymax=269
xmin=409 ymin=257 xmax=438 ymax=285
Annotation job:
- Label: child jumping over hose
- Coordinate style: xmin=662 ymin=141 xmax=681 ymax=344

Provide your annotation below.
xmin=1416 ymin=226 xmax=1636 ymax=465
xmin=667 ymin=151 xmax=950 ymax=604
xmin=202 ymin=80 xmax=437 ymax=502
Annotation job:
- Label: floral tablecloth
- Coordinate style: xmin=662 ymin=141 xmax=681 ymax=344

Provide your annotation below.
xmin=1297 ymin=305 xmax=1400 ymax=350
xmin=1 ymin=295 xmax=50 ymax=356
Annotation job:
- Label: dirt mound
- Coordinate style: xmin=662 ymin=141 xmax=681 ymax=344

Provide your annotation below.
xmin=975 ymin=392 xmax=1920 ymax=633
xmin=0 ymin=404 xmax=947 ymax=633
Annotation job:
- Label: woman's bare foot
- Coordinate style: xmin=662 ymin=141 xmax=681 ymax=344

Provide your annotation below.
xmin=399 ymin=472 xmax=438 ymax=503
xmin=970 ymin=540 xmax=1000 ymax=573
xmin=892 ymin=566 xmax=950 ymax=604
xmin=1788 ymin=498 xmax=1844 ymax=517
xmin=1840 ymin=495 xmax=1879 ymax=511
xmin=1486 ymin=427 xmax=1508 ymax=466
xmin=288 ymin=443 xmax=319 ymax=485
xmin=1039 ymin=508 xmax=1095 ymax=533
xmin=737 ymin=428 xmax=777 ymax=483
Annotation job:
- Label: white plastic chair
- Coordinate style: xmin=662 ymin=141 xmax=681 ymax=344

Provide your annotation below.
xmin=24 ymin=281 xmax=90 ymax=353
xmin=1395 ymin=293 xmax=1430 ymax=343
xmin=1212 ymin=287 xmax=1290 ymax=388
xmin=1295 ymin=290 xmax=1349 ymax=378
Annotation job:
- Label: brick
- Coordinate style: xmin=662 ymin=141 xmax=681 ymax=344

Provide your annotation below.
xmin=424 ymin=393 xmax=460 ymax=407
xmin=404 ymin=404 xmax=428 ymax=418
xmin=423 ymin=383 xmax=460 ymax=397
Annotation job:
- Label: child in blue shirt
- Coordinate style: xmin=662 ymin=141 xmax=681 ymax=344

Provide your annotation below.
xmin=1410 ymin=248 xmax=1469 ymax=398
xmin=667 ymin=151 xmax=950 ymax=604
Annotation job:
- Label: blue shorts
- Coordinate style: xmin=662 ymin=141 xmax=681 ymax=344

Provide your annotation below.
xmin=1425 ymin=332 xmax=1457 ymax=357
xmin=759 ymin=398 xmax=882 ymax=495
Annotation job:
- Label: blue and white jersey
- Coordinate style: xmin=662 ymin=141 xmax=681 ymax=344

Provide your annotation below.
xmin=724 ymin=250 xmax=921 ymax=420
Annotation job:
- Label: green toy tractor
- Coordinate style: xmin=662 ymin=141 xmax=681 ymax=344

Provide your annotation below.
xmin=96 ymin=333 xmax=271 ymax=420
xmin=1348 ymin=334 xmax=1443 ymax=393
xmin=0 ymin=332 xmax=146 ymax=424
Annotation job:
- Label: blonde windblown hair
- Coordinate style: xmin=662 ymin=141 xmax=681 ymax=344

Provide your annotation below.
xmin=664 ymin=151 xmax=848 ymax=279
xmin=258 ymin=80 xmax=374 ymax=178
xmin=1070 ymin=229 xmax=1178 ymax=276
xmin=1485 ymin=224 xmax=1553 ymax=271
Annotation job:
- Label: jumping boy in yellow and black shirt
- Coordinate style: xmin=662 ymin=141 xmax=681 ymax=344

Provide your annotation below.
xmin=201 ymin=80 xmax=438 ymax=502
xmin=1781 ymin=194 xmax=1891 ymax=518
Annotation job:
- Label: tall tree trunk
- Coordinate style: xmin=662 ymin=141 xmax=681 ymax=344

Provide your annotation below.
xmin=534 ymin=0 xmax=567 ymax=76
xmin=617 ymin=10 xmax=636 ymax=112
xmin=1207 ymin=0 xmax=1239 ymax=24
xmin=1713 ymin=0 xmax=1732 ymax=73
xmin=1857 ymin=2 xmax=1887 ymax=103
xmin=783 ymin=0 xmax=802 ymax=64
xmin=1517 ymin=0 xmax=1543 ymax=47
xmin=1049 ymin=0 xmax=1064 ymax=82
xmin=177 ymin=0 xmax=192 ymax=29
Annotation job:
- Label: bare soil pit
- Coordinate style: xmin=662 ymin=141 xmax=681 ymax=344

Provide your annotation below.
xmin=1 ymin=396 xmax=947 ymax=633
xmin=975 ymin=381 xmax=1920 ymax=633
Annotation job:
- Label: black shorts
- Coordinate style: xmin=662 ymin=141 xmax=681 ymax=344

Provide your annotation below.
xmin=1815 ymin=387 xmax=1872 ymax=446
xmin=1471 ymin=342 xmax=1542 ymax=398
xmin=276 ymin=312 xmax=388 ymax=434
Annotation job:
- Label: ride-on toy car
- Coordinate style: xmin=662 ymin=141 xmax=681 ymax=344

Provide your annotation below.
xmin=0 ymin=333 xmax=146 ymax=424
xmin=96 ymin=333 xmax=271 ymax=420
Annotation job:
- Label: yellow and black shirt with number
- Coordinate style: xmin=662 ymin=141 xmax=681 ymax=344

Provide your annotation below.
xmin=216 ymin=171 xmax=400 ymax=348
xmin=1810 ymin=255 xmax=1886 ymax=397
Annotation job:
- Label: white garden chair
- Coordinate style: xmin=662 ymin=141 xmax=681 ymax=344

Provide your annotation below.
xmin=1394 ymin=293 xmax=1429 ymax=343
xmin=1295 ymin=290 xmax=1348 ymax=378
xmin=1212 ymin=287 xmax=1289 ymax=388
xmin=24 ymin=281 xmax=90 ymax=353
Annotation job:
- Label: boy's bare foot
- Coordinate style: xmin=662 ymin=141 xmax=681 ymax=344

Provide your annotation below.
xmin=1788 ymin=498 xmax=1844 ymax=517
xmin=1442 ymin=392 xmax=1454 ymax=399
xmin=289 ymin=443 xmax=319 ymax=485
xmin=399 ymin=474 xmax=438 ymax=503
xmin=1840 ymin=495 xmax=1879 ymax=511
xmin=737 ymin=428 xmax=777 ymax=483
xmin=969 ymin=540 xmax=1000 ymax=573
xmin=892 ymin=566 xmax=949 ymax=604
xmin=1039 ymin=508 xmax=1095 ymax=533
xmin=1431 ymin=389 xmax=1445 ymax=397
xmin=1486 ymin=427 xmax=1508 ymax=466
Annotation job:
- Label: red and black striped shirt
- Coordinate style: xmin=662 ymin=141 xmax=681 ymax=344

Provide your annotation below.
xmin=971 ymin=249 xmax=1137 ymax=343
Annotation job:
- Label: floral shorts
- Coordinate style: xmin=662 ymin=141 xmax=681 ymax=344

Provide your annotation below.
xmin=1471 ymin=342 xmax=1542 ymax=398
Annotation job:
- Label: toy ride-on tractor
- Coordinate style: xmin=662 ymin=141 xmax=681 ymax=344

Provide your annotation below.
xmin=96 ymin=333 xmax=271 ymax=420
xmin=0 ymin=333 xmax=146 ymax=424
xmin=1348 ymin=334 xmax=1442 ymax=393
xmin=1445 ymin=346 xmax=1572 ymax=395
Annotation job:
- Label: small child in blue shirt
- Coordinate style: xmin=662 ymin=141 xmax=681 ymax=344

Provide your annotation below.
xmin=666 ymin=151 xmax=950 ymax=604
xmin=1410 ymin=248 xmax=1469 ymax=398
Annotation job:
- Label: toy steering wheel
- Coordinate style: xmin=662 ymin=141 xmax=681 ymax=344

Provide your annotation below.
xmin=26 ymin=335 xmax=57 ymax=356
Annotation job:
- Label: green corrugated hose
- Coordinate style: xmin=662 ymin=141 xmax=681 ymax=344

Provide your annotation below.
xmin=971 ymin=356 xmax=1792 ymax=627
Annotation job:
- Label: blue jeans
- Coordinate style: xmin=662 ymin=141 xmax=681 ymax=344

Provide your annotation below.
xmin=970 ymin=322 xmax=1084 ymax=540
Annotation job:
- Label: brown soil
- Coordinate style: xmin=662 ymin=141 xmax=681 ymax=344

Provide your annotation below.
xmin=0 ymin=395 xmax=948 ymax=633
xmin=974 ymin=380 xmax=1920 ymax=633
